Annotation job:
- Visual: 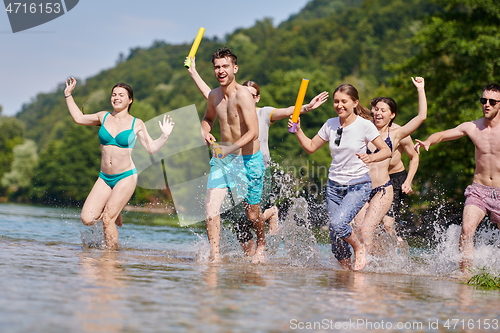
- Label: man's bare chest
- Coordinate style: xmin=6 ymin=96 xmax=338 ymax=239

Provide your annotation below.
xmin=216 ymin=103 xmax=241 ymax=125
xmin=471 ymin=127 xmax=500 ymax=155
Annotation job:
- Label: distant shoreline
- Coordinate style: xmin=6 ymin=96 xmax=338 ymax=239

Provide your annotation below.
xmin=123 ymin=204 xmax=175 ymax=215
xmin=0 ymin=199 xmax=176 ymax=214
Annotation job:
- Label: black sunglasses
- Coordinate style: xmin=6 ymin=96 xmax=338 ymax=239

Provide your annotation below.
xmin=479 ymin=98 xmax=500 ymax=106
xmin=335 ymin=127 xmax=343 ymax=146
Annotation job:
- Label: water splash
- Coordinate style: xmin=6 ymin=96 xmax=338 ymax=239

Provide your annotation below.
xmin=193 ymin=232 xmax=210 ymax=263
xmin=189 ymin=162 xmax=500 ymax=278
xmin=363 ymin=225 xmax=417 ymax=274
xmin=79 ymin=222 xmax=105 ymax=249
xmin=473 ymin=225 xmax=500 ymax=272
xmin=423 ymin=223 xmax=462 ymax=275
xmin=273 ymin=197 xmax=319 ymax=266
xmin=191 ymin=196 xmax=320 ymax=266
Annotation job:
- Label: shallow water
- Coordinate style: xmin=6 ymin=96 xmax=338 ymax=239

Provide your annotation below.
xmin=1 ymin=202 xmax=500 ymax=333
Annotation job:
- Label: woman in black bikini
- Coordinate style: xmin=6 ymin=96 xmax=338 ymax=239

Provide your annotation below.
xmin=353 ymin=77 xmax=427 ymax=256
xmin=64 ymin=77 xmax=174 ymax=249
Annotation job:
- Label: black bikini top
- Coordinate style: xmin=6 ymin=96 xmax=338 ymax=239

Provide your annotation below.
xmin=367 ymin=130 xmax=392 ymax=154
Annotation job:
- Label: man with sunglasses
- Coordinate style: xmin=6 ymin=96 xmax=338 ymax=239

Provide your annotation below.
xmin=415 ymin=83 xmax=500 ymax=272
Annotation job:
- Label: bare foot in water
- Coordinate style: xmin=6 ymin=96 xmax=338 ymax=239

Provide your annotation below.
xmin=352 ymin=245 xmax=366 ymax=271
xmin=241 ymin=239 xmax=256 ymax=257
xmin=338 ymin=258 xmax=352 ymax=270
xmin=267 ymin=206 xmax=279 ymax=235
xmin=460 ymin=257 xmax=473 ymax=274
xmin=396 ymin=236 xmax=409 ymax=254
xmin=460 ymin=267 xmax=474 ymax=280
xmin=209 ymin=253 xmax=222 ymax=264
xmin=252 ymin=246 xmax=266 ymax=264
xmin=115 ymin=213 xmax=123 ymax=227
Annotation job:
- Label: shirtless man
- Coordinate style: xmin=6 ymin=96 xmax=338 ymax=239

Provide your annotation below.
xmin=415 ymin=83 xmax=500 ymax=271
xmin=201 ymin=48 xmax=265 ymax=263
xmin=185 ymin=56 xmax=328 ymax=235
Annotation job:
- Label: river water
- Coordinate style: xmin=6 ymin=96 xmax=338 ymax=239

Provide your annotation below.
xmin=1 ymin=202 xmax=499 ymax=333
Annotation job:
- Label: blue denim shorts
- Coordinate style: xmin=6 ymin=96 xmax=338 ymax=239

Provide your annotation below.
xmin=326 ymin=179 xmax=372 ymax=260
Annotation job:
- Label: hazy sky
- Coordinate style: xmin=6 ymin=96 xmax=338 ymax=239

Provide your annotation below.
xmin=0 ymin=0 xmax=310 ymax=116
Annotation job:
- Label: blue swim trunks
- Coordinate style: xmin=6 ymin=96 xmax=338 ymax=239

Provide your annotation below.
xmin=207 ymin=151 xmax=264 ymax=205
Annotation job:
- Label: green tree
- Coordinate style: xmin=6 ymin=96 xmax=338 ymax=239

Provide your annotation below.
xmin=1 ymin=140 xmax=38 ymax=199
xmin=391 ymin=0 xmax=500 ymax=207
xmin=0 ymin=116 xmax=25 ymax=195
xmin=30 ymin=125 xmax=100 ymax=205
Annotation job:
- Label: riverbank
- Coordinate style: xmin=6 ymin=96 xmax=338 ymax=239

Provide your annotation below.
xmin=122 ymin=203 xmax=175 ymax=215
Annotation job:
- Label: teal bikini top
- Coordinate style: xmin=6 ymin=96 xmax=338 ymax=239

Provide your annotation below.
xmin=98 ymin=112 xmax=137 ymax=148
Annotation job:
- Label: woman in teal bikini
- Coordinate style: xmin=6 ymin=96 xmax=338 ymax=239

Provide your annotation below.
xmin=64 ymin=77 xmax=174 ymax=249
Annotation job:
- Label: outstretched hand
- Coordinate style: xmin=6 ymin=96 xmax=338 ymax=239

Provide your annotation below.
xmin=413 ymin=139 xmax=429 ymax=154
xmin=64 ymin=77 xmax=77 ymax=97
xmin=159 ymin=115 xmax=175 ymax=137
xmin=411 ymin=76 xmax=425 ymax=89
xmin=307 ymin=91 xmax=329 ymax=111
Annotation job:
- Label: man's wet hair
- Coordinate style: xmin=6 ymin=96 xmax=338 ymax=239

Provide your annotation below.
xmin=483 ymin=83 xmax=500 ymax=93
xmin=212 ymin=48 xmax=237 ymax=65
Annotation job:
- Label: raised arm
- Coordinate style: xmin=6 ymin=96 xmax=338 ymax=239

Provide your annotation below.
xmin=414 ymin=122 xmax=469 ymax=153
xmin=399 ymin=135 xmax=419 ymax=194
xmin=397 ymin=77 xmax=427 ymax=140
xmin=288 ymin=117 xmax=326 ymax=154
xmin=64 ymin=77 xmax=101 ymax=126
xmin=185 ymin=57 xmax=211 ymax=99
xmin=135 ymin=115 xmax=174 ymax=154
xmin=270 ymin=91 xmax=329 ymax=121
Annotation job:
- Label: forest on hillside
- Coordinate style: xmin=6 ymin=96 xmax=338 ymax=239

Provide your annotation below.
xmin=1 ymin=0 xmax=499 ymax=228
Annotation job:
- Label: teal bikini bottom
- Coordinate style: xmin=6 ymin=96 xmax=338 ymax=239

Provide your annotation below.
xmin=99 ymin=168 xmax=137 ymax=189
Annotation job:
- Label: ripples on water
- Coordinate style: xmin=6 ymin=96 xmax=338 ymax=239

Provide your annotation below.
xmin=1 ymin=202 xmax=500 ymax=332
